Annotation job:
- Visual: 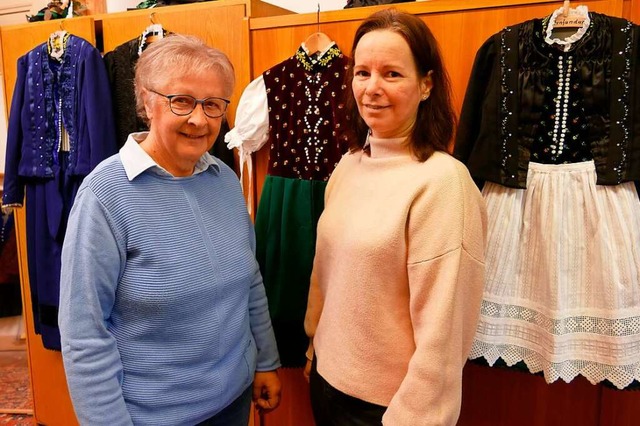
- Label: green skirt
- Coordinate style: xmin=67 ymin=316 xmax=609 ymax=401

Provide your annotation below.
xmin=255 ymin=175 xmax=327 ymax=367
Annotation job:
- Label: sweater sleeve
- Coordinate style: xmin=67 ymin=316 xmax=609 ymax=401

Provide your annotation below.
xmin=383 ymin=162 xmax=487 ymax=426
xmin=246 ymin=214 xmax=281 ymax=371
xmin=76 ymin=43 xmax=118 ymax=173
xmin=59 ymin=184 xmax=133 ymax=426
xmin=453 ymin=34 xmax=498 ymax=182
xmin=2 ymin=55 xmax=27 ymax=208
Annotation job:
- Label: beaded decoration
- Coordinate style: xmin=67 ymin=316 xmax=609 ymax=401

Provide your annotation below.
xmin=550 ymin=55 xmax=573 ymax=159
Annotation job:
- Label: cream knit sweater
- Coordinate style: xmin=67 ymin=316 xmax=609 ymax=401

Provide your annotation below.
xmin=305 ymin=136 xmax=487 ymax=425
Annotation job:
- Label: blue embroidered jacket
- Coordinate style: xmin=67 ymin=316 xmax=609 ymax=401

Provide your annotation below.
xmin=2 ymin=35 xmax=117 ymax=207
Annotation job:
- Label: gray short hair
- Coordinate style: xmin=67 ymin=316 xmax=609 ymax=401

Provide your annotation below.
xmin=134 ymin=34 xmax=235 ymax=125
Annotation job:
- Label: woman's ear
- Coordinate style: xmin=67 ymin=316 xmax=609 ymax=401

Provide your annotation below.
xmin=420 ymin=70 xmax=434 ymax=98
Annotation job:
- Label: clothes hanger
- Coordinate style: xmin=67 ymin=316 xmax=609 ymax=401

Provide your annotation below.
xmin=143 ymin=12 xmax=164 ymax=43
xmin=138 ymin=12 xmax=165 ymax=55
xmin=303 ymin=4 xmax=334 ymax=55
xmin=553 ymin=0 xmax=587 ymax=28
xmin=48 ymin=19 xmax=70 ymax=61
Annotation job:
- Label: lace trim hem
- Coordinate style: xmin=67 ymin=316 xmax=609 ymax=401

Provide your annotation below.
xmin=470 ymin=340 xmax=640 ymax=389
xmin=480 ymin=300 xmax=640 ymax=337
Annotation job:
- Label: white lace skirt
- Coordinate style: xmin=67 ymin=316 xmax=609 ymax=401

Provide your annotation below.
xmin=470 ymin=161 xmax=640 ymax=389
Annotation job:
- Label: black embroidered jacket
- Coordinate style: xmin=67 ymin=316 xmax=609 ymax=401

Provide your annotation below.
xmin=455 ymin=13 xmax=640 ymax=191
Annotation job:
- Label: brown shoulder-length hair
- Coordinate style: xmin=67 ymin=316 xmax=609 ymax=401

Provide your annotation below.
xmin=344 ymin=9 xmax=456 ymax=161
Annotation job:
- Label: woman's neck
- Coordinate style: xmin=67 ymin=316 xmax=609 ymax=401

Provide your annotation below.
xmin=367 ymin=135 xmax=411 ymax=159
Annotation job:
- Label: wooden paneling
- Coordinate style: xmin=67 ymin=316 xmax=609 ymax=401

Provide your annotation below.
xmin=246 ymin=0 xmax=293 ymax=18
xmin=459 ymin=363 xmax=603 ymax=426
xmin=0 ymin=28 xmax=5 ymax=122
xmin=598 ymin=387 xmax=640 ymax=426
xmin=0 ymin=17 xmax=96 ymax=426
xmin=625 ymin=0 xmax=640 ymax=21
xmin=98 ymin=0 xmax=245 ymax=51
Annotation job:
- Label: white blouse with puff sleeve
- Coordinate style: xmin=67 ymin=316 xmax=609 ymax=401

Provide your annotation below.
xmin=224 ymin=75 xmax=269 ymax=214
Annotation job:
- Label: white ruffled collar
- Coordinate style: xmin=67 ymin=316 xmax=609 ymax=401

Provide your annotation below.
xmin=544 ymin=5 xmax=591 ymax=52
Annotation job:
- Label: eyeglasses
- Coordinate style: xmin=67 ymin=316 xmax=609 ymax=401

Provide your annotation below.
xmin=149 ymin=89 xmax=230 ymax=118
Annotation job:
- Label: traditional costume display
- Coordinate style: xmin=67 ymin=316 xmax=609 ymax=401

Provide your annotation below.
xmin=226 ymin=43 xmax=350 ymax=366
xmin=455 ymin=7 xmax=640 ymax=389
xmin=2 ymin=33 xmax=117 ymax=350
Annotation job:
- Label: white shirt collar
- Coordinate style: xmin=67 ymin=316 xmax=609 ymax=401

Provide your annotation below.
xmin=120 ymin=132 xmax=220 ymax=181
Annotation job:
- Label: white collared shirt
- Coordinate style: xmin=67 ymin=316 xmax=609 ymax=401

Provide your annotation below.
xmin=119 ymin=132 xmax=220 ymax=181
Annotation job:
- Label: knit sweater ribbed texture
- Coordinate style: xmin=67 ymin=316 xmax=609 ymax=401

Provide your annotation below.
xmin=59 ymin=154 xmax=279 ymax=425
xmin=305 ymin=136 xmax=487 ymax=425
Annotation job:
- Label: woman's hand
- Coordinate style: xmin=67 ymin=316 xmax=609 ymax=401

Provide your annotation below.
xmin=253 ymin=370 xmax=282 ymax=413
xmin=304 ymin=359 xmax=312 ymax=383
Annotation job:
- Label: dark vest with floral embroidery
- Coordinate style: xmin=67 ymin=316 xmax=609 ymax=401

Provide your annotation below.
xmin=455 ymin=13 xmax=640 ymax=190
xmin=262 ymin=45 xmax=351 ymax=181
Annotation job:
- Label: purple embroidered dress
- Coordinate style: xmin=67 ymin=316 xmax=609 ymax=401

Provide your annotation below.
xmin=2 ymin=34 xmax=117 ymax=350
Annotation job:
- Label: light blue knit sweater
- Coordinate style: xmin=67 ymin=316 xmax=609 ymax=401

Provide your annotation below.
xmin=59 ymin=153 xmax=280 ymax=425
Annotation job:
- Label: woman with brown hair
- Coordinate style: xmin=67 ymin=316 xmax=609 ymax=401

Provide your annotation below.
xmin=304 ymin=9 xmax=487 ymax=425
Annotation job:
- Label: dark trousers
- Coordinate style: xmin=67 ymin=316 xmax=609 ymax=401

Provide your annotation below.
xmin=196 ymin=386 xmax=252 ymax=426
xmin=310 ymin=358 xmax=386 ymax=426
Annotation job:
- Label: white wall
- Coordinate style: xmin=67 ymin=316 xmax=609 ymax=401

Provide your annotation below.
xmin=261 ymin=0 xmax=346 ymax=14
xmin=0 ymin=2 xmax=32 ymax=26
xmin=106 ymin=0 xmax=140 ymax=13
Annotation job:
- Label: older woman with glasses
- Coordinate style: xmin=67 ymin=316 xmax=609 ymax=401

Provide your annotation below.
xmin=58 ymin=34 xmax=281 ymax=426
